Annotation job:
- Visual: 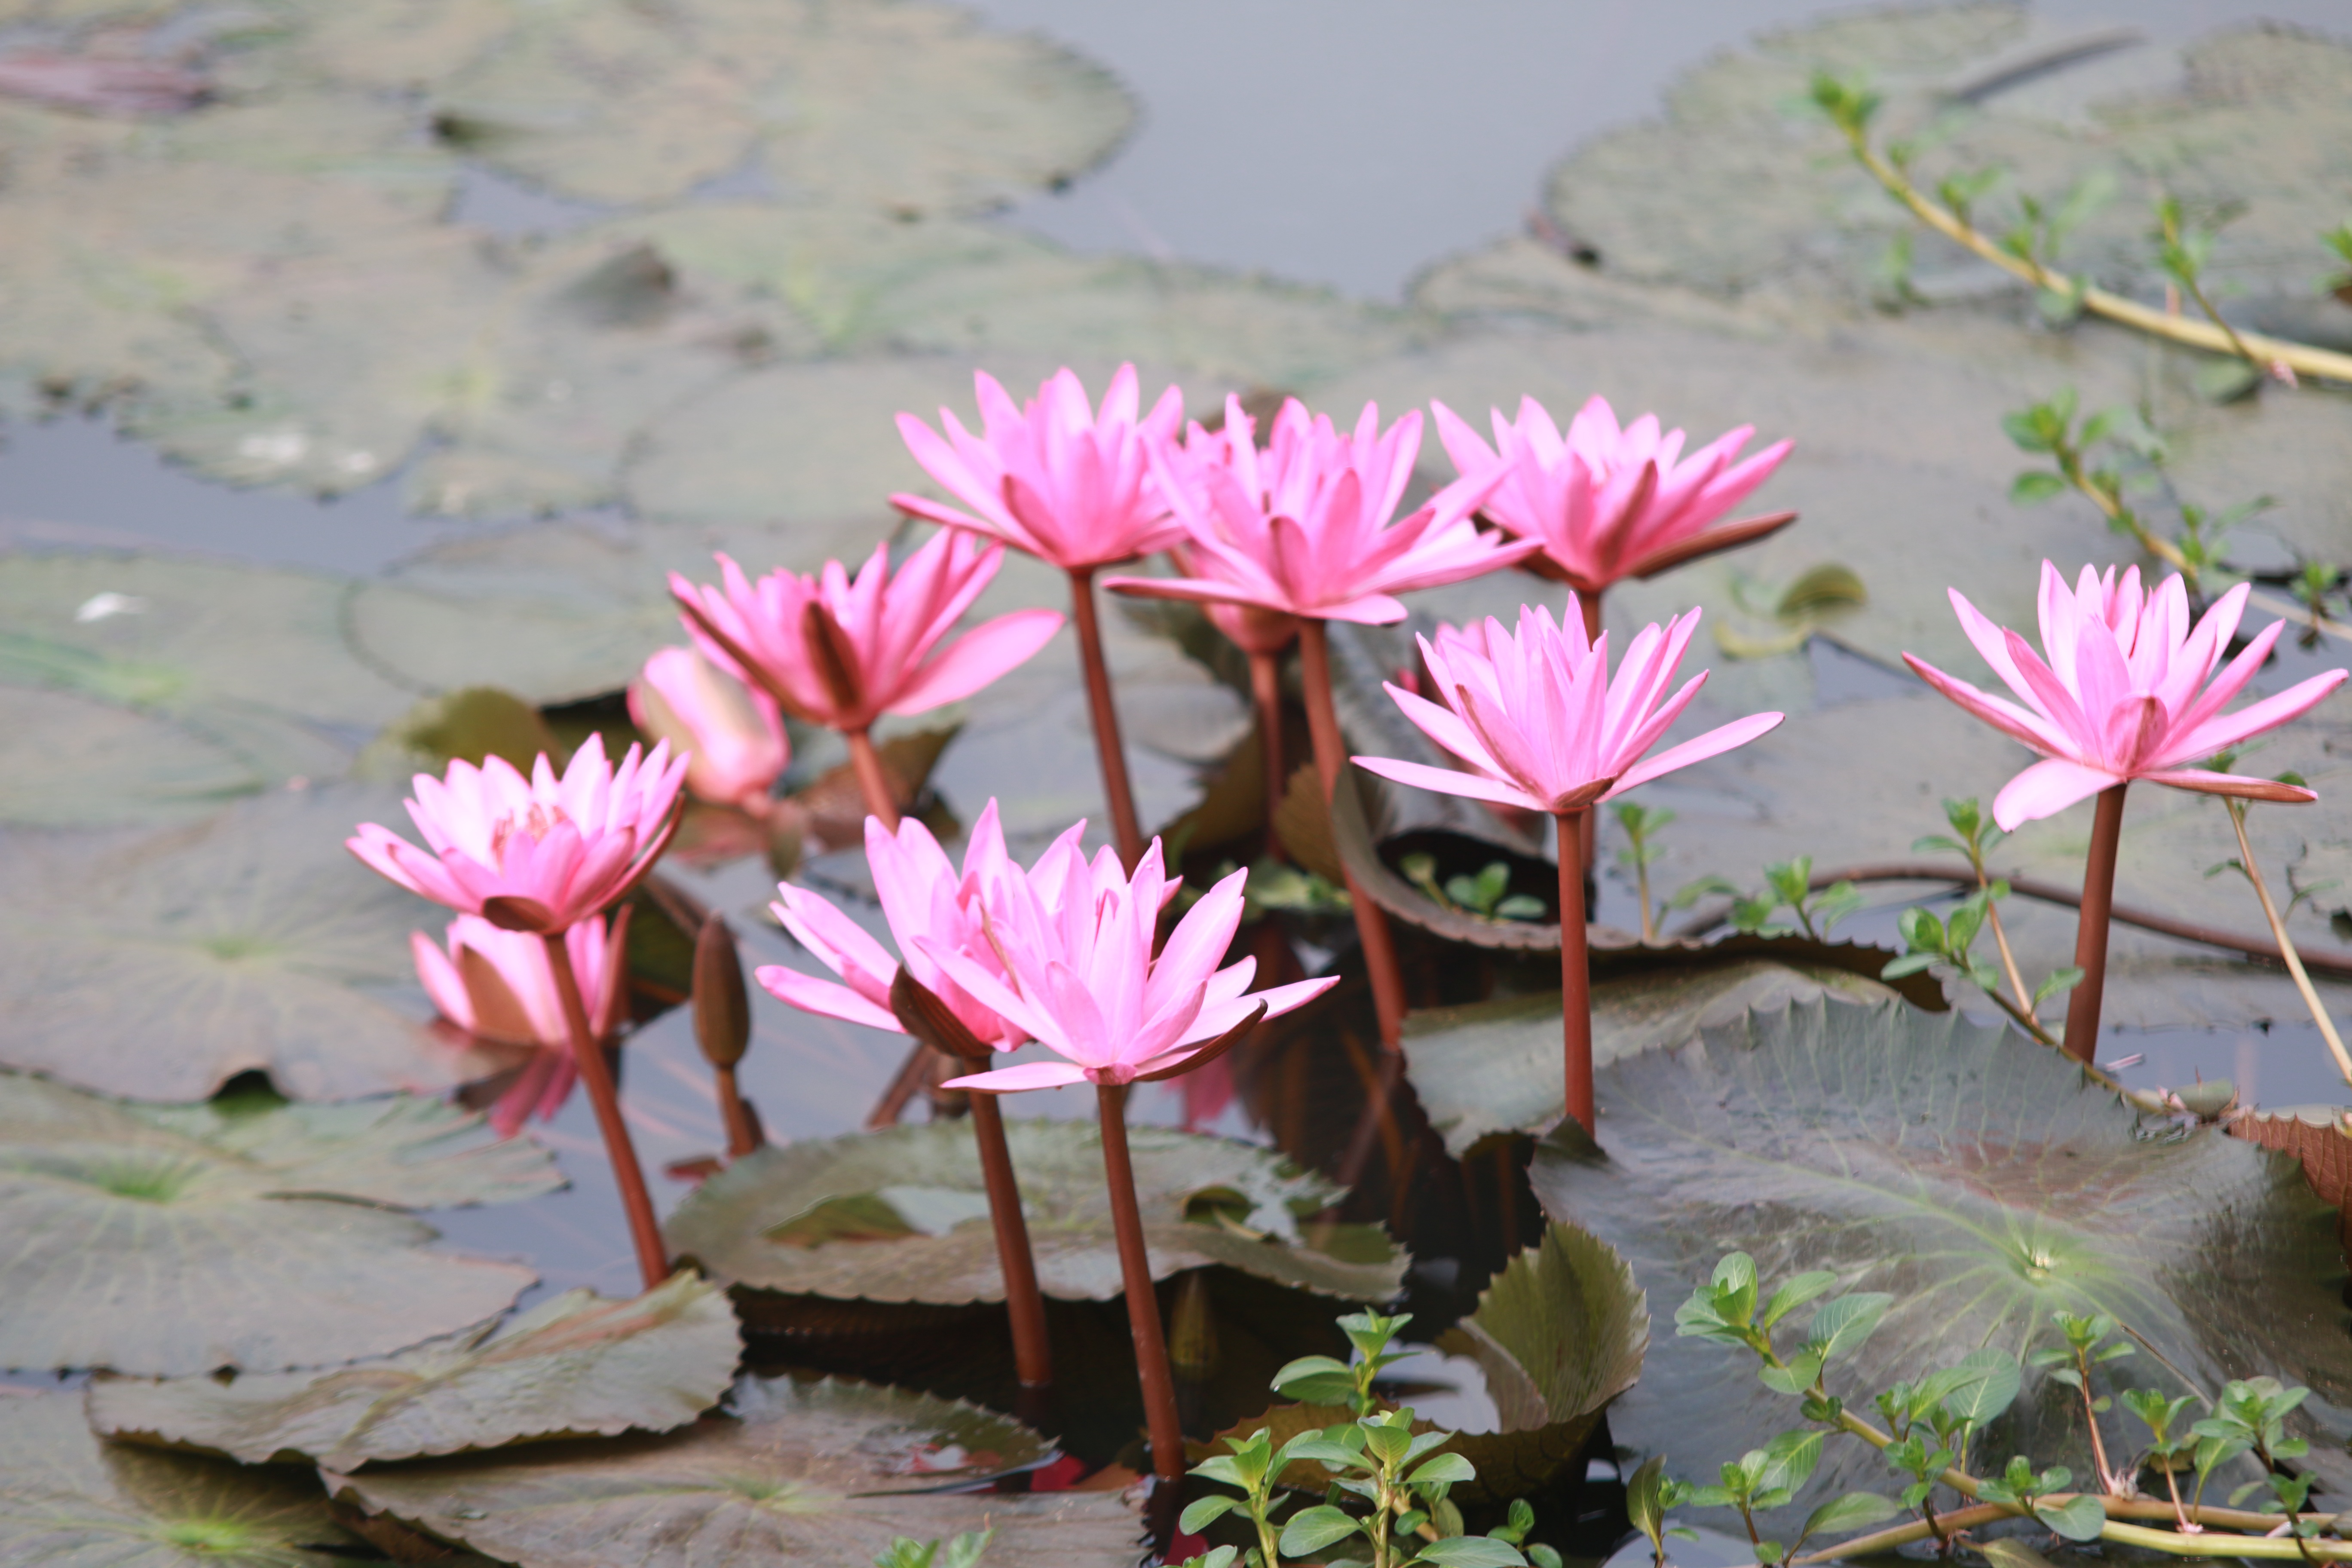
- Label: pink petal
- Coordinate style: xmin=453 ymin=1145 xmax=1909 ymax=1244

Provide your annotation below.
xmin=1352 ymin=754 xmax=1548 ymax=811
xmin=1605 ymin=710 xmax=1783 ymax=795
xmin=940 ymin=1060 xmax=1093 ymax=1093
xmin=753 ymin=965 xmax=905 ymax=1033
xmin=1992 ymin=757 xmax=2121 ymax=830
xmin=2162 ymin=668 xmax=2347 ymax=766
xmin=888 ymin=607 xmax=1066 ymax=714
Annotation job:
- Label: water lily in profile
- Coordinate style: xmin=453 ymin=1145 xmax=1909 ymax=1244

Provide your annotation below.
xmin=628 ymin=646 xmax=788 ymax=815
xmin=348 ymin=733 xmax=688 ymax=937
xmin=1431 ymin=396 xmax=1794 ymax=616
xmin=1905 ymin=561 xmax=2347 ymax=1063
xmin=412 ymin=913 xmax=630 ymax=1138
xmin=668 ymin=530 xmax=1061 ymax=827
xmin=1354 ymin=599 xmax=1782 ymax=1136
xmin=892 ymin=365 xmax=1188 ymax=870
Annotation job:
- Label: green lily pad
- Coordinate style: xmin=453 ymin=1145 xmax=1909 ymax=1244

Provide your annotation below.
xmin=345 ymin=517 xmax=879 ymax=705
xmin=89 ymin=1273 xmax=740 ymax=1468
xmin=666 ymin=1118 xmax=1405 ymax=1308
xmin=1210 ymin=1222 xmax=1647 ymax=1503
xmin=0 ymin=1070 xmax=556 ymax=1375
xmin=0 ymin=1391 xmax=364 ymax=1568
xmin=0 ymin=685 xmax=261 ymax=827
xmin=324 ymin=1375 xmax=1140 ymax=1567
xmin=1403 ymin=959 xmax=1905 ymax=1158
xmin=1529 ymin=995 xmax=2352 ymax=1510
xmin=0 ymin=784 xmax=518 ymax=1102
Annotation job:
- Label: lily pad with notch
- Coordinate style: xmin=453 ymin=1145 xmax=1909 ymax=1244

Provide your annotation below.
xmin=0 ymin=1390 xmax=366 ymax=1568
xmin=0 ymin=783 xmax=517 ymax=1102
xmin=1530 ymin=995 xmax=2352 ymax=1511
xmin=665 ymin=1118 xmax=1405 ymax=1311
xmin=0 ymin=1070 xmax=555 ymax=1375
xmin=89 ymin=1272 xmax=741 ymax=1469
xmin=1200 ymin=1221 xmax=1647 ymax=1503
xmin=324 ymin=1375 xmax=1140 ymax=1568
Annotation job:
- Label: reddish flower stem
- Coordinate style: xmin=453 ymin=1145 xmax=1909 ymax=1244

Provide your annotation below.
xmin=1296 ymin=619 xmax=1407 ymax=1051
xmin=1554 ymin=809 xmax=1595 ymax=1133
xmin=1068 ymin=567 xmax=1145 ymax=872
xmin=842 ymin=726 xmax=900 ymax=830
xmin=969 ymin=1090 xmax=1054 ymax=1390
xmin=2062 ymin=784 xmax=2128 ymax=1063
xmin=1250 ymin=649 xmax=1287 ymax=858
xmin=1097 ymin=1083 xmax=1184 ymax=1488
xmin=542 ymin=931 xmax=668 ymax=1291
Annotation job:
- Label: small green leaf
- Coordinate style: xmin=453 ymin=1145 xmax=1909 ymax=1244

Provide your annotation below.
xmin=1761 ymin=1271 xmax=1841 ymax=1329
xmin=1278 ymin=1504 xmax=1364 ymax=1556
xmin=1409 ymin=1453 xmax=1478 ymax=1488
xmin=1414 ymin=1538 xmax=1529 ymax=1568
xmin=2193 ymin=358 xmax=2263 ymax=404
xmin=1807 ymin=1293 xmax=1892 ymax=1363
xmin=1273 ymin=1356 xmax=1360 ymax=1406
xmin=2035 ymin=1494 xmax=2108 ymax=1541
xmin=1179 ymin=1496 xmax=1237 ymax=1533
xmin=1801 ymin=1492 xmax=1900 ymax=1538
xmin=2010 ymin=471 xmax=2069 ymax=504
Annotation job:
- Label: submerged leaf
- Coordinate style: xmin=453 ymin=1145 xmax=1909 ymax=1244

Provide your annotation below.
xmin=0 ymin=1071 xmax=554 ymax=1375
xmin=325 ymin=1376 xmax=1138 ymax=1568
xmin=89 ymin=1273 xmax=740 ymax=1468
xmin=1530 ymin=997 xmax=2352 ymax=1510
xmin=665 ymin=1119 xmax=1404 ymax=1308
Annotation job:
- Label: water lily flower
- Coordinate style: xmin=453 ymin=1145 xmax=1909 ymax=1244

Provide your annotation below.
xmin=1905 ymin=563 xmax=2345 ymax=830
xmin=928 ymin=830 xmax=1335 ymax=1093
xmin=1107 ymin=395 xmax=1534 ymax=627
xmin=413 ymin=913 xmax=629 ymax=1138
xmin=668 ymin=530 xmax=1061 ymax=827
xmin=1430 ymin=395 xmax=1795 ymax=625
xmin=1354 ymin=599 xmax=1782 ymax=1134
xmin=891 ymin=364 xmax=1186 ymax=571
xmin=628 ymin=647 xmax=788 ymax=814
xmin=891 ymin=364 xmax=1187 ymax=870
xmin=348 ymin=733 xmax=688 ymax=936
xmin=759 ymin=800 xmax=1026 ymax=1052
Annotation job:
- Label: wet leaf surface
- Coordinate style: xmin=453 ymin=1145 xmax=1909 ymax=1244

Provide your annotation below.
xmin=326 ymin=1375 xmax=1140 ymax=1567
xmin=0 ymin=1391 xmax=363 ymax=1568
xmin=1529 ymin=995 xmax=2352 ymax=1511
xmin=0 ymin=1070 xmax=554 ymax=1374
xmin=90 ymin=1272 xmax=740 ymax=1468
xmin=666 ymin=1118 xmax=1405 ymax=1306
xmin=0 ymin=784 xmax=516 ymax=1101
xmin=0 ymin=685 xmax=261 ymax=827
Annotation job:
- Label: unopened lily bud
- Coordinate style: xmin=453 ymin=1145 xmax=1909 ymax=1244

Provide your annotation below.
xmin=691 ymin=914 xmax=751 ymax=1070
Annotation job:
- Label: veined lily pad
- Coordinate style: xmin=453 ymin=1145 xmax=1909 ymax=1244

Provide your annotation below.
xmin=1529 ymin=996 xmax=2352 ymax=1509
xmin=325 ymin=1375 xmax=1140 ymax=1568
xmin=0 ymin=1391 xmax=364 ymax=1568
xmin=1209 ymin=1222 xmax=1647 ymax=1503
xmin=0 ymin=1071 xmax=555 ymax=1375
xmin=665 ymin=1118 xmax=1405 ymax=1307
xmin=0 ymin=685 xmax=261 ymax=827
xmin=1403 ymin=959 xmax=1903 ymax=1158
xmin=90 ymin=1273 xmax=740 ymax=1468
xmin=0 ymin=783 xmax=516 ymax=1101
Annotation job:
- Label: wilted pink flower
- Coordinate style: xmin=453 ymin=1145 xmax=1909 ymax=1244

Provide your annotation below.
xmin=1104 ymin=395 xmax=1534 ymax=625
xmin=628 ymin=647 xmax=788 ymax=813
xmin=349 ymin=733 xmax=687 ymax=935
xmin=1354 ymin=600 xmax=1783 ymax=812
xmin=759 ymin=800 xmax=1026 ymax=1050
xmin=669 ymin=531 xmax=1062 ymax=734
xmin=1906 ymin=563 xmax=2347 ymax=830
xmin=413 ymin=913 xmax=629 ymax=1050
xmin=1431 ymin=395 xmax=1793 ymax=596
xmin=892 ymin=364 xmax=1186 ymax=571
xmin=928 ymin=830 xmax=1335 ymax=1092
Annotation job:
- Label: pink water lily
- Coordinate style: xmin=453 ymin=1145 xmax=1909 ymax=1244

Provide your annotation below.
xmin=1432 ymin=394 xmax=1794 ymax=602
xmin=628 ymin=646 xmax=788 ymax=814
xmin=891 ymin=364 xmax=1186 ymax=571
xmin=927 ymin=829 xmax=1335 ymax=1093
xmin=760 ymin=800 xmax=1027 ymax=1051
xmin=1354 ymin=600 xmax=1784 ymax=814
xmin=1905 ymin=562 xmax=2347 ymax=830
xmin=669 ymin=531 xmax=1062 ymax=736
xmin=1105 ymin=395 xmax=1534 ymax=625
xmin=413 ymin=913 xmax=629 ymax=1138
xmin=349 ymin=733 xmax=688 ymax=935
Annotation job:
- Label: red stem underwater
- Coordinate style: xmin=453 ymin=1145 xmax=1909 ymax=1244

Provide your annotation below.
xmin=1555 ymin=809 xmax=1595 ymax=1134
xmin=970 ymin=1090 xmax=1054 ymax=1390
xmin=1097 ymin=1083 xmax=1185 ymax=1488
xmin=542 ymin=931 xmax=669 ymax=1291
xmin=1296 ymin=619 xmax=1408 ymax=1050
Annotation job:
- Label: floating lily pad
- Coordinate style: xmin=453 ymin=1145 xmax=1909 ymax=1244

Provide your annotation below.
xmin=1209 ymin=1222 xmax=1647 ymax=1503
xmin=0 ymin=685 xmax=261 ymax=827
xmin=666 ymin=1118 xmax=1405 ymax=1308
xmin=0 ymin=1070 xmax=554 ymax=1375
xmin=0 ymin=783 xmax=516 ymax=1102
xmin=0 ymin=1391 xmax=364 ymax=1567
xmin=1529 ymin=996 xmax=2352 ymax=1510
xmin=90 ymin=1273 xmax=740 ymax=1468
xmin=1403 ymin=959 xmax=1904 ymax=1158
xmin=325 ymin=1375 xmax=1140 ymax=1568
